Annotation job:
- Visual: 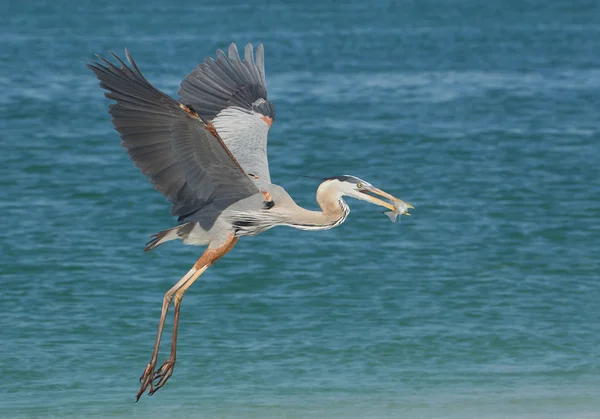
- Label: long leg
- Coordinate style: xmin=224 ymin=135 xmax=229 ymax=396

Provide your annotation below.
xmin=136 ymin=263 xmax=203 ymax=400
xmin=150 ymin=236 xmax=239 ymax=393
xmin=137 ymin=235 xmax=239 ymax=399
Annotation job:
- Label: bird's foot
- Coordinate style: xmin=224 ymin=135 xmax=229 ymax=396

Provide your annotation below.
xmin=149 ymin=358 xmax=176 ymax=395
xmin=136 ymin=362 xmax=155 ymax=401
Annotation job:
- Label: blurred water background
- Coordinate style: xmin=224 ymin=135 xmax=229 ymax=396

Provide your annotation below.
xmin=1 ymin=0 xmax=600 ymax=417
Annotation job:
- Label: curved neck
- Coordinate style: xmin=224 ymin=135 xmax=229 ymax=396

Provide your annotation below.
xmin=282 ymin=181 xmax=350 ymax=231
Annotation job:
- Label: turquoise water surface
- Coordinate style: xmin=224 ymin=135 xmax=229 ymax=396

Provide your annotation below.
xmin=2 ymin=1 xmax=600 ymax=418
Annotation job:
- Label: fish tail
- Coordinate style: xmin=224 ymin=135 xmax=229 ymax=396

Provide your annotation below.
xmin=384 ymin=211 xmax=398 ymax=222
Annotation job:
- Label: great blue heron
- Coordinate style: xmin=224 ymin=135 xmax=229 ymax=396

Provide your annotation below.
xmin=88 ymin=43 xmax=413 ymax=400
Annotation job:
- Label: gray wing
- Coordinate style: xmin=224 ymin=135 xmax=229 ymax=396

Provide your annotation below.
xmin=87 ymin=50 xmax=260 ymax=220
xmin=178 ymin=43 xmax=275 ymax=185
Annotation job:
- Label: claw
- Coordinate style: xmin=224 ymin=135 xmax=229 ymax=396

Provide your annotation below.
xmin=136 ymin=363 xmax=156 ymax=401
xmin=149 ymin=359 xmax=175 ymax=395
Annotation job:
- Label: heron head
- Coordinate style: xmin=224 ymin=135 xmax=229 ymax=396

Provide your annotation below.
xmin=324 ymin=175 xmax=413 ymax=213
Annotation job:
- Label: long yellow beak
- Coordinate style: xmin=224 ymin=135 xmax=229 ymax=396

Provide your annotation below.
xmin=359 ymin=187 xmax=414 ymax=212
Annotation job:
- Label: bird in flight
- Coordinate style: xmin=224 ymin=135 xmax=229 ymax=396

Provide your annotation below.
xmin=88 ymin=43 xmax=413 ymax=400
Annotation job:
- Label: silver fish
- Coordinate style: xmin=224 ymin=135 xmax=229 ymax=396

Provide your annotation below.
xmin=384 ymin=199 xmax=414 ymax=223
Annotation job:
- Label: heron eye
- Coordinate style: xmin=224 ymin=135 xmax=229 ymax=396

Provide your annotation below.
xmin=357 ymin=182 xmax=363 ymax=189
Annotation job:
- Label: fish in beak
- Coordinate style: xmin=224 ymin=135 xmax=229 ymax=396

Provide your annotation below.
xmin=383 ymin=200 xmax=413 ymax=223
xmin=358 ymin=187 xmax=414 ymax=223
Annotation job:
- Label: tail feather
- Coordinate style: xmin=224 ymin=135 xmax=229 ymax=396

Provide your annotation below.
xmin=143 ymin=226 xmax=181 ymax=252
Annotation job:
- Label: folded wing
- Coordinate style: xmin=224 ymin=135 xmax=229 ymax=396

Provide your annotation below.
xmin=87 ymin=50 xmax=260 ymax=219
xmin=178 ymin=43 xmax=275 ymax=185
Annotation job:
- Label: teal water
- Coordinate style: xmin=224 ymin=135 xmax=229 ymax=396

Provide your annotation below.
xmin=2 ymin=1 xmax=600 ymax=417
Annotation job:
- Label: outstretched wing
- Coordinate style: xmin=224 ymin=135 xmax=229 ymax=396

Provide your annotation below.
xmin=87 ymin=50 xmax=260 ymax=219
xmin=178 ymin=43 xmax=275 ymax=185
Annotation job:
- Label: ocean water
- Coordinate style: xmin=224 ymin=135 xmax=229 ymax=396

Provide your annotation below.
xmin=2 ymin=0 xmax=600 ymax=417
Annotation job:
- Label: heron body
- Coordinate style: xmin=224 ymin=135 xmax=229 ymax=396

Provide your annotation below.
xmin=152 ymin=180 xmax=351 ymax=250
xmin=88 ymin=43 xmax=412 ymax=400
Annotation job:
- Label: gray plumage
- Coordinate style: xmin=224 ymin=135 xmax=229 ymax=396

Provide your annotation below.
xmin=87 ymin=43 xmax=410 ymax=400
xmin=178 ymin=43 xmax=274 ymax=121
xmin=178 ymin=43 xmax=274 ymax=187
xmin=87 ymin=50 xmax=261 ymax=225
